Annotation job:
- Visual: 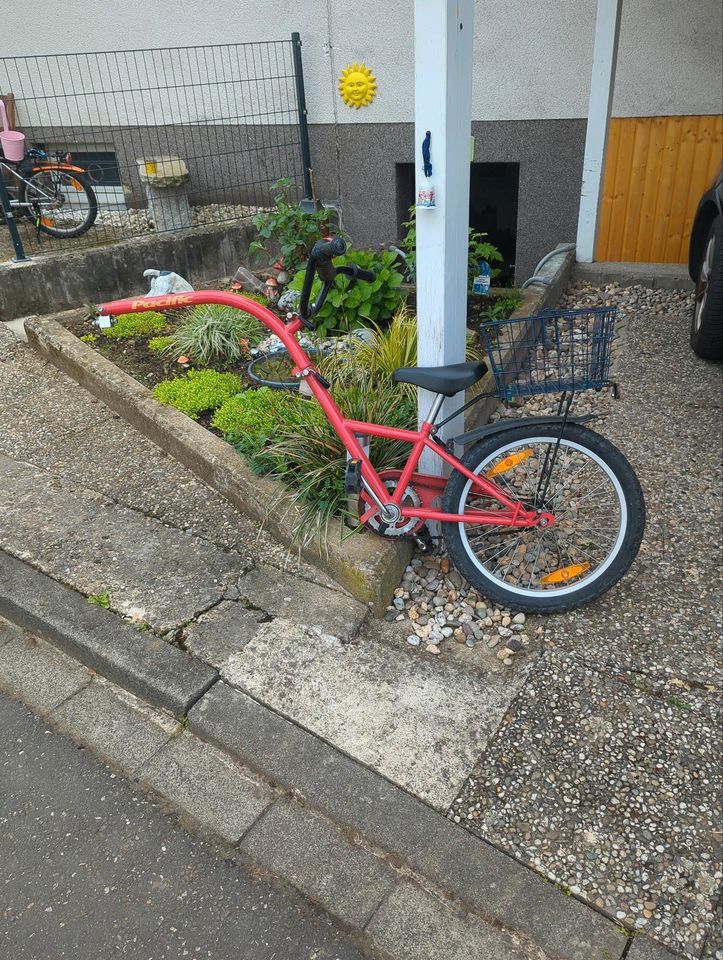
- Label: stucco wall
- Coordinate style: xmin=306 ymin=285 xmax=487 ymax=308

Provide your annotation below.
xmin=1 ymin=0 xmax=720 ymax=122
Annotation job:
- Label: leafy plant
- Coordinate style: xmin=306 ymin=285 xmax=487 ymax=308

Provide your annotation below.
xmin=288 ymin=248 xmax=405 ymax=337
xmin=103 ymin=311 xmax=167 ymax=340
xmin=87 ymin=591 xmax=111 ymax=609
xmin=148 ymin=335 xmax=174 ymax=353
xmin=467 ymin=229 xmax=503 ymax=287
xmin=212 ymin=387 xmax=304 ymax=472
xmin=478 ymin=292 xmax=523 ymax=324
xmin=266 ymin=376 xmax=416 ymax=544
xmin=400 ymin=207 xmax=417 ymax=279
xmin=320 ymin=302 xmax=481 ymax=396
xmin=80 ymin=333 xmax=97 ymax=344
xmin=152 ymin=369 xmax=242 ymax=420
xmin=400 ymin=207 xmax=505 ymax=288
xmin=164 ymin=304 xmax=264 ymax=367
xmin=249 ymin=177 xmax=329 ymax=273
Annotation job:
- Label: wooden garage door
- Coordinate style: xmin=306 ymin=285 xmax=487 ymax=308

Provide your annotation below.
xmin=596 ymin=115 xmax=723 ymax=263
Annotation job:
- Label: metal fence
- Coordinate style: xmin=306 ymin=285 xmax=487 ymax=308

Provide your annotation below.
xmin=0 ymin=35 xmax=311 ymax=260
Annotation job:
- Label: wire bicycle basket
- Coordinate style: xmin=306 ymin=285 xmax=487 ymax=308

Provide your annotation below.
xmin=480 ymin=306 xmax=616 ymax=400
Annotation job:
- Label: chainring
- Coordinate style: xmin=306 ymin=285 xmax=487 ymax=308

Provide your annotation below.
xmin=360 ymin=476 xmax=424 ymax=538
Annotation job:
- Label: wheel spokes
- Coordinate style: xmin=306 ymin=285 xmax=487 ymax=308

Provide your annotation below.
xmin=460 ymin=438 xmax=623 ymax=594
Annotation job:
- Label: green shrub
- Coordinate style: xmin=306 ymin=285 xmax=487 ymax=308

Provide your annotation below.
xmin=152 ymin=369 xmax=241 ymax=420
xmin=288 ymin=248 xmax=405 ymax=337
xmin=147 ymin=335 xmax=174 ymax=353
xmin=320 ymin=303 xmax=481 ymax=396
xmin=212 ymin=387 xmax=304 ymax=472
xmin=165 ymin=304 xmax=264 ymax=367
xmin=103 ymin=311 xmax=166 ymax=340
xmin=266 ymin=376 xmax=416 ymax=543
xmin=79 ymin=333 xmax=97 ymax=344
xmin=249 ymin=177 xmax=329 ymax=273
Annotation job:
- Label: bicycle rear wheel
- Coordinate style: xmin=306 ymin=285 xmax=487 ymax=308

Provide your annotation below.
xmin=19 ymin=169 xmax=98 ymax=238
xmin=442 ymin=423 xmax=645 ymax=612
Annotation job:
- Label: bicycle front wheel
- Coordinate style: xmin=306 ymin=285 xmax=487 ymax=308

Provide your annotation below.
xmin=19 ymin=169 xmax=98 ymax=238
xmin=442 ymin=423 xmax=645 ymax=613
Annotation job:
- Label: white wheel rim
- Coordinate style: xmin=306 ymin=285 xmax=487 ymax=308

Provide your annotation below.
xmin=457 ymin=436 xmax=628 ymax=599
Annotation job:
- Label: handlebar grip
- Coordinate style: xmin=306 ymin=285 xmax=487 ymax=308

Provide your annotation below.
xmin=311 ymin=236 xmax=347 ymax=260
xmin=336 ymin=264 xmax=377 ymax=283
xmin=354 ymin=267 xmax=376 ymax=283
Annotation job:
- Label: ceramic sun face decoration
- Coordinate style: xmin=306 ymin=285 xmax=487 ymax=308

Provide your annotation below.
xmin=338 ymin=63 xmax=377 ymax=109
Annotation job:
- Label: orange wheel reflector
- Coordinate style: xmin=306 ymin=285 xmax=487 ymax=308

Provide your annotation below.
xmin=70 ymin=178 xmax=83 ymax=191
xmin=540 ymin=563 xmax=591 ymax=585
xmin=485 ymin=448 xmax=533 ymax=478
xmin=40 ymin=217 xmax=55 ymax=226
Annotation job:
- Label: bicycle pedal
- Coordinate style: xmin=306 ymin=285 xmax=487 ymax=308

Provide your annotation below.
xmin=344 ymin=458 xmax=362 ymax=495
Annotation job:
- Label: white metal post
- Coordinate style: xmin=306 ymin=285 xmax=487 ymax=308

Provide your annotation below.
xmin=576 ymin=0 xmax=622 ymax=262
xmin=414 ymin=0 xmax=474 ymax=472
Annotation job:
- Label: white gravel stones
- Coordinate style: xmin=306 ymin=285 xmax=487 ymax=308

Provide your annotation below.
xmin=384 ymin=551 xmax=533 ymax=666
xmin=95 ymin=202 xmax=267 ymax=235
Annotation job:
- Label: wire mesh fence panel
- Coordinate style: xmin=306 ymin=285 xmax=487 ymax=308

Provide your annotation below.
xmin=0 ymin=39 xmax=308 ymax=258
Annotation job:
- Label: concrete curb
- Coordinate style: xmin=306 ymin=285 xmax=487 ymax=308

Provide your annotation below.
xmin=0 ymin=552 xmax=217 ymax=716
xmin=572 ymin=260 xmax=694 ymax=291
xmin=24 ymin=315 xmax=412 ymax=614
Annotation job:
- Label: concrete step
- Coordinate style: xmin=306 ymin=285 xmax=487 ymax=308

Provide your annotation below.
xmin=220 ymin=616 xmax=523 ymax=809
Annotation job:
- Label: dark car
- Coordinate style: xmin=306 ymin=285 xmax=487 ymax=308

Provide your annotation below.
xmin=688 ymin=168 xmax=723 ymax=360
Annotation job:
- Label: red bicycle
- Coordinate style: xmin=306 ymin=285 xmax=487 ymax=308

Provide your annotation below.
xmin=98 ymin=237 xmax=645 ymax=612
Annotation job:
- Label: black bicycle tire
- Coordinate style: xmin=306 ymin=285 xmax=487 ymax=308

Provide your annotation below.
xmin=441 ymin=423 xmax=646 ymax=613
xmin=19 ymin=169 xmax=98 ymax=238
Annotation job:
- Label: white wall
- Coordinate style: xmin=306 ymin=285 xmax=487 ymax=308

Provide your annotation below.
xmin=0 ymin=0 xmax=720 ymax=125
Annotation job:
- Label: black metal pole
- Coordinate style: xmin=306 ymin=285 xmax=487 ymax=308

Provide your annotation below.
xmin=0 ymin=172 xmax=28 ymax=262
xmin=291 ymin=32 xmax=314 ymax=203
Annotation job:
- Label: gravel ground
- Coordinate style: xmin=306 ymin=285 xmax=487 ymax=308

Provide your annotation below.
xmin=449 ymin=281 xmax=722 ymax=958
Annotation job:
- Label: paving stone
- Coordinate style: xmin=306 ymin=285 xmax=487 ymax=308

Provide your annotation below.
xmin=222 ymin=618 xmax=519 ymax=808
xmin=238 ymin=564 xmax=367 ymax=642
xmin=0 ymin=634 xmax=91 ymax=713
xmin=626 ymin=938 xmax=687 ymax=960
xmin=137 ymin=730 xmax=272 ymax=844
xmin=189 ymin=682 xmax=627 ymax=960
xmin=183 ymin=601 xmax=266 ymax=669
xmin=0 ymin=453 xmax=249 ymax=632
xmin=366 ymin=881 xmax=540 ymax=960
xmin=51 ymin=679 xmax=176 ymax=774
xmin=0 ymin=615 xmax=23 ymax=648
xmin=0 ymin=552 xmax=218 ymax=717
xmin=241 ymin=801 xmax=396 ymax=928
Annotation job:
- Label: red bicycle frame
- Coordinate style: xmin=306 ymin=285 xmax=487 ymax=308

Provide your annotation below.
xmin=98 ymin=290 xmax=550 ymax=531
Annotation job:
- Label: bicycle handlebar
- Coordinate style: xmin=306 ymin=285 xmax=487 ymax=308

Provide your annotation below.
xmin=297 ymin=234 xmax=376 ymax=329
